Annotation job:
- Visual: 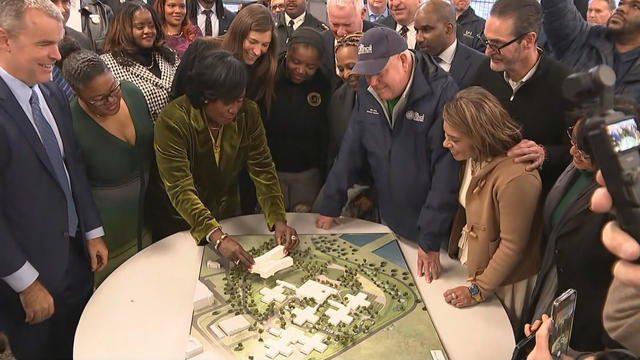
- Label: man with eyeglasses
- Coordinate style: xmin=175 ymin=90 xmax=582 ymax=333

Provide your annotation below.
xmin=542 ymin=0 xmax=640 ymax=102
xmin=472 ymin=0 xmax=572 ymax=195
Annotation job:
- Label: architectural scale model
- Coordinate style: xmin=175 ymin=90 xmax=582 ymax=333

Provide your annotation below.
xmin=188 ymin=233 xmax=448 ymax=360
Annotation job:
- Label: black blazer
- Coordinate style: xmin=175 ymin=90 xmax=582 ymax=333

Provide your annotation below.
xmin=524 ymin=164 xmax=616 ymax=351
xmin=0 ymin=80 xmax=101 ymax=296
xmin=448 ymin=41 xmax=486 ymax=89
xmin=320 ymin=20 xmax=381 ymax=74
xmin=275 ymin=12 xmax=328 ymax=55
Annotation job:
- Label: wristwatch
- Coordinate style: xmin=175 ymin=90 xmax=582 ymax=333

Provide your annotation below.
xmin=468 ymin=283 xmax=483 ymax=302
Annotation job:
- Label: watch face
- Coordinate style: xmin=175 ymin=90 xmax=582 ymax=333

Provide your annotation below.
xmin=469 ymin=284 xmax=479 ymax=295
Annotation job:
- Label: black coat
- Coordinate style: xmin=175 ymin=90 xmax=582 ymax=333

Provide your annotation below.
xmin=275 ymin=12 xmax=328 ymax=55
xmin=448 ymin=41 xmax=486 ymax=89
xmin=320 ymin=20 xmax=381 ymax=75
xmin=524 ymin=164 xmax=616 ymax=351
xmin=456 ymin=6 xmax=486 ymax=53
xmin=472 ymin=53 xmax=572 ymax=194
xmin=64 ymin=26 xmax=92 ymax=50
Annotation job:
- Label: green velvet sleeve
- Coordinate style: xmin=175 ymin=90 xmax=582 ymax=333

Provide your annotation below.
xmin=154 ymin=104 xmax=220 ymax=244
xmin=244 ymin=104 xmax=287 ymax=230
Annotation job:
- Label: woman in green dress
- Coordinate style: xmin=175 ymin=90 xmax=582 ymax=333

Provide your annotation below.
xmin=153 ymin=50 xmax=298 ymax=266
xmin=63 ymin=50 xmax=154 ymax=286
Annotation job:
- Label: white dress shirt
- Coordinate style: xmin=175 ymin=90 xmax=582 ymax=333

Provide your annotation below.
xmin=285 ymin=11 xmax=306 ymax=31
xmin=396 ymin=21 xmax=416 ymax=49
xmin=503 ymin=53 xmax=542 ymax=98
xmin=197 ymin=1 xmax=219 ymax=36
xmin=436 ymin=39 xmax=457 ymax=73
xmin=0 ymin=66 xmax=104 ymax=293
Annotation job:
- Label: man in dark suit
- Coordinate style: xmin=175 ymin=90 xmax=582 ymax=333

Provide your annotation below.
xmin=187 ymin=0 xmax=235 ymax=37
xmin=321 ymin=0 xmax=380 ymax=75
xmin=0 ymin=1 xmax=108 ymax=359
xmin=275 ymin=0 xmax=327 ymax=54
xmin=414 ymin=0 xmax=485 ymax=89
xmin=376 ymin=0 xmax=420 ymax=49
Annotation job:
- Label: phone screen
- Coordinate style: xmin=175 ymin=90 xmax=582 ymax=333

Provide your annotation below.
xmin=606 ymin=117 xmax=640 ymax=153
xmin=549 ymin=289 xmax=578 ymax=357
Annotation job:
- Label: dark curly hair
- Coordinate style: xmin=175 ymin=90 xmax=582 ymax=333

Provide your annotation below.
xmin=185 ymin=50 xmax=247 ymax=108
xmin=62 ymin=49 xmax=111 ymax=90
xmin=103 ymin=1 xmax=177 ymax=66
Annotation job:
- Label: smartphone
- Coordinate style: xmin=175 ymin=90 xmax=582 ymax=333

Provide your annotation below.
xmin=549 ymin=289 xmax=578 ymax=357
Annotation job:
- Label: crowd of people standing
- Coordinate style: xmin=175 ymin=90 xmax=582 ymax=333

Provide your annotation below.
xmin=1 ymin=0 xmax=640 ymax=358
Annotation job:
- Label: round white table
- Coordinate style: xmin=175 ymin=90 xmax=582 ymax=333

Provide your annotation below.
xmin=74 ymin=214 xmax=515 ymax=360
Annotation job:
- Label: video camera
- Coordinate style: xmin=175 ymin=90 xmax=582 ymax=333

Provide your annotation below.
xmin=563 ymin=65 xmax=640 ymax=246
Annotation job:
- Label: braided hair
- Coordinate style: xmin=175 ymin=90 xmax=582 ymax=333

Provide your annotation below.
xmin=334 ymin=31 xmax=364 ymax=53
xmin=62 ymin=50 xmax=111 ymax=90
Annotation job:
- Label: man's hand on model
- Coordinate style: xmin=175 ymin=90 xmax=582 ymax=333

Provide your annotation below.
xmin=417 ymin=247 xmax=441 ymax=283
xmin=315 ymin=215 xmax=341 ymax=229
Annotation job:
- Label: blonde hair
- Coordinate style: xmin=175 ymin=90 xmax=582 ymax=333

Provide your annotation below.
xmin=443 ymin=86 xmax=522 ymax=161
xmin=335 ymin=32 xmax=363 ymax=52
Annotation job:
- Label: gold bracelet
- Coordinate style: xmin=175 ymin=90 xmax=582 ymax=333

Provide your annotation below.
xmin=215 ymin=233 xmax=230 ymax=250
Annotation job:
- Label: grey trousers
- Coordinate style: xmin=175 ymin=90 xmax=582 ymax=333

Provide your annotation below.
xmin=277 ymin=168 xmax=322 ymax=211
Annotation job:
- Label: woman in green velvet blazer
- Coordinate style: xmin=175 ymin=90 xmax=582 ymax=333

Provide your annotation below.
xmin=152 ymin=50 xmax=298 ymax=266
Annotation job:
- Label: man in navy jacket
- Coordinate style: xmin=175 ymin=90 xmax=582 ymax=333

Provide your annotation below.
xmin=316 ymin=27 xmax=459 ymax=283
xmin=0 ymin=0 xmax=108 ymax=358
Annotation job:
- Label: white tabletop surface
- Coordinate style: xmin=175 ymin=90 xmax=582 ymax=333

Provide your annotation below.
xmin=74 ymin=214 xmax=515 ymax=360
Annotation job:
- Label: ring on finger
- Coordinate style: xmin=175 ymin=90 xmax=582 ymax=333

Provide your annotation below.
xmin=291 ymin=235 xmax=298 ymax=240
xmin=234 ymin=259 xmax=240 ymax=265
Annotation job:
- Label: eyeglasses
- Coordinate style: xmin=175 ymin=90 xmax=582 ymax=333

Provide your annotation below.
xmin=271 ymin=3 xmax=285 ymax=10
xmin=567 ymin=126 xmax=591 ymax=159
xmin=87 ymin=81 xmax=122 ymax=106
xmin=478 ymin=32 xmax=528 ymax=55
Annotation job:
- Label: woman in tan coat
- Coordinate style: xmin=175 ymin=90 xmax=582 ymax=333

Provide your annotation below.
xmin=441 ymin=87 xmax=542 ymax=328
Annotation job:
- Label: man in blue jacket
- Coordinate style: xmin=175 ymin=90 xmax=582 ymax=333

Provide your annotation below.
xmin=315 ymin=27 xmax=459 ymax=283
xmin=542 ymin=0 xmax=640 ymax=101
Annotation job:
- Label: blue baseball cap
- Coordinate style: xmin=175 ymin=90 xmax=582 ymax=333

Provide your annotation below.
xmin=351 ymin=27 xmax=408 ymax=75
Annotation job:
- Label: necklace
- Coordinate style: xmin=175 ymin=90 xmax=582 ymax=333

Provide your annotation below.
xmin=166 ymin=31 xmax=183 ymax=36
xmin=141 ymin=53 xmax=155 ymax=70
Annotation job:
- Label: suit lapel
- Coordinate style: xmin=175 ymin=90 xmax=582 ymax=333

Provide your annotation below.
xmin=0 ymin=78 xmax=59 ymax=181
xmin=450 ymin=43 xmax=468 ymax=85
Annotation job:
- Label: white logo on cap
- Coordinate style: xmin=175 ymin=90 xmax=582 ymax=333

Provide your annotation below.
xmin=358 ymin=44 xmax=373 ymax=55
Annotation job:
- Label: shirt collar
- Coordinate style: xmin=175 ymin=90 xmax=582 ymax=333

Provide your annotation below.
xmin=368 ymin=5 xmax=388 ymax=20
xmin=0 ymin=65 xmax=38 ymax=105
xmin=395 ymin=21 xmax=415 ymax=32
xmin=285 ymin=11 xmax=306 ymax=28
xmin=198 ymin=1 xmax=216 ymax=15
xmin=438 ymin=39 xmax=457 ymax=65
xmin=503 ymin=51 xmax=542 ymax=92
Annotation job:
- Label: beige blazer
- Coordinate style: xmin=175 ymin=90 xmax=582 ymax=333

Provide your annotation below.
xmin=448 ymin=155 xmax=543 ymax=299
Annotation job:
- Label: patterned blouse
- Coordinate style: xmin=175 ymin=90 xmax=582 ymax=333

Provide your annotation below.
xmin=101 ymin=51 xmax=179 ymax=120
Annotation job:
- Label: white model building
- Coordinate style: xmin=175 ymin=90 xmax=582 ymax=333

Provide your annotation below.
xmin=296 ymin=280 xmax=338 ymax=304
xmin=264 ymin=325 xmax=328 ymax=358
xmin=185 ymin=336 xmax=203 ymax=359
xmin=260 ymin=285 xmax=287 ymax=304
xmin=292 ymin=306 xmax=319 ymax=326
xmin=345 ymin=292 xmax=371 ymax=310
xmin=193 ymin=280 xmax=215 ymax=311
xmin=208 ymin=324 xmax=226 ymax=338
xmin=218 ymin=315 xmax=251 ymax=336
xmin=251 ymin=245 xmax=294 ymax=278
xmin=326 ymin=305 xmax=354 ymax=326
xmin=206 ymin=260 xmax=220 ymax=269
